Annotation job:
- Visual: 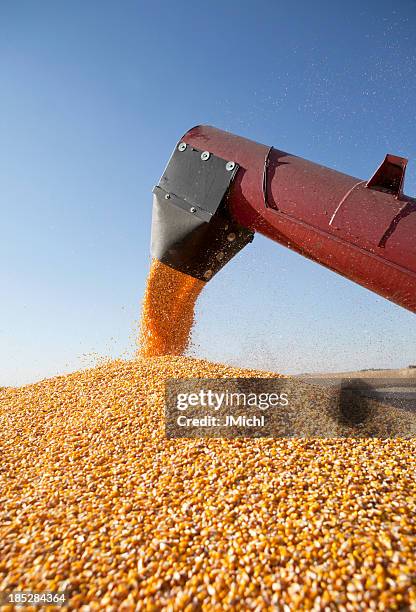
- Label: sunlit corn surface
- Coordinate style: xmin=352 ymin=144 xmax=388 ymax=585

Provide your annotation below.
xmin=1 ymin=355 xmax=415 ymax=611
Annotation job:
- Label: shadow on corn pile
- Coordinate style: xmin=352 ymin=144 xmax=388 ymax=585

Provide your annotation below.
xmin=299 ymin=378 xmax=416 ymax=438
xmin=280 ymin=377 xmax=416 ymax=438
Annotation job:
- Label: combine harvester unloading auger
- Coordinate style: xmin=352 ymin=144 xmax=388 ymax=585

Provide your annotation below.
xmin=151 ymin=125 xmax=416 ymax=313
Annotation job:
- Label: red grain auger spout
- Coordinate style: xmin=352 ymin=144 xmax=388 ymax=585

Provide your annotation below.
xmin=151 ymin=125 xmax=416 ymax=313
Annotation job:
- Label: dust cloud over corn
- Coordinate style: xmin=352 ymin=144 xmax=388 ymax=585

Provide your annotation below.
xmin=0 ymin=263 xmax=415 ymax=610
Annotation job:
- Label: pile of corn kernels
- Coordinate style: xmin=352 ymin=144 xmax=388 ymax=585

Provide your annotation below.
xmin=1 ymin=355 xmax=415 ymax=611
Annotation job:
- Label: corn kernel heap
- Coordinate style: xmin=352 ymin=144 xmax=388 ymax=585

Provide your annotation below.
xmin=1 ymin=357 xmax=416 ymax=610
xmin=0 ymin=261 xmax=415 ymax=610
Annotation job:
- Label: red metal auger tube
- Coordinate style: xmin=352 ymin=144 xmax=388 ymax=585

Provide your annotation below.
xmin=151 ymin=125 xmax=416 ymax=313
xmin=179 ymin=125 xmax=416 ymax=313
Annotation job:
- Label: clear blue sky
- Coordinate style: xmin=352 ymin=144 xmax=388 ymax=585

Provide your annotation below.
xmin=1 ymin=0 xmax=415 ymax=385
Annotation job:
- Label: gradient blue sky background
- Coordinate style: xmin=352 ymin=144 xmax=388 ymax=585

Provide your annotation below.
xmin=1 ymin=0 xmax=415 ymax=386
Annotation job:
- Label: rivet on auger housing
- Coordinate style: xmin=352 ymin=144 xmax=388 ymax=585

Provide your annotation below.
xmin=151 ymin=142 xmax=254 ymax=281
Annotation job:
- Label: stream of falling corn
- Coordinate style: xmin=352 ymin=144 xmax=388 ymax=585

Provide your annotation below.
xmin=138 ymin=259 xmax=205 ymax=358
xmin=0 ymin=262 xmax=415 ymax=610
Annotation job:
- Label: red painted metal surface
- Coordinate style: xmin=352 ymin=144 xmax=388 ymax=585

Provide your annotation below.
xmin=182 ymin=125 xmax=416 ymax=313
